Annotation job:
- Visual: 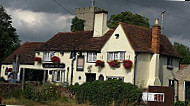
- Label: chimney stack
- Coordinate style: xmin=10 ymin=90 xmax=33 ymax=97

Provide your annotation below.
xmin=93 ymin=11 xmax=109 ymax=37
xmin=152 ymin=18 xmax=161 ymax=53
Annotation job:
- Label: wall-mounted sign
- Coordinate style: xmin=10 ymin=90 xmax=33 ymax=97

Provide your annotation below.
xmin=142 ymin=92 xmax=165 ymax=102
xmin=77 ymin=56 xmax=84 ymax=71
xmin=42 ymin=63 xmax=65 ymax=68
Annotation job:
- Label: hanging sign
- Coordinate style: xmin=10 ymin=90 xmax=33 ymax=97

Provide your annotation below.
xmin=42 ymin=63 xmax=65 ymax=68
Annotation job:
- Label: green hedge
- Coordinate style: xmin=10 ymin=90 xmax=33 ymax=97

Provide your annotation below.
xmin=69 ymin=79 xmax=142 ymax=105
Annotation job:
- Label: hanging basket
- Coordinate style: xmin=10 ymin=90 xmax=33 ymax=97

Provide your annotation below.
xmin=108 ymin=60 xmax=120 ymax=68
xmin=51 ymin=56 xmax=60 ymax=63
xmin=123 ymin=60 xmax=133 ymax=69
xmin=95 ymin=60 xmax=105 ymax=67
xmin=33 ymin=57 xmax=42 ymax=63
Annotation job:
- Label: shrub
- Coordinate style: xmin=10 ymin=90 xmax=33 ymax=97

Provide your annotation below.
xmin=0 ymin=77 xmax=6 ymax=82
xmin=23 ymin=83 xmax=62 ymax=102
xmin=68 ymin=79 xmax=142 ymax=105
xmin=174 ymin=100 xmax=186 ymax=106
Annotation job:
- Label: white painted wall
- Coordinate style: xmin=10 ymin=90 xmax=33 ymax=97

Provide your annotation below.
xmin=1 ymin=64 xmax=13 ymax=80
xmin=159 ymin=56 xmax=179 ymax=86
xmin=135 ymin=53 xmax=151 ymax=88
xmin=73 ymin=24 xmax=136 ymax=85
xmin=147 ymin=54 xmax=161 ymax=87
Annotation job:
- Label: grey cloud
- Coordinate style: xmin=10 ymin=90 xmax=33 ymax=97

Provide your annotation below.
xmin=1 ymin=0 xmax=190 ymax=46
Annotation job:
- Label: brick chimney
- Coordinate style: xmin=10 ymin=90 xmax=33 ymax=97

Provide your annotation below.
xmin=152 ymin=19 xmax=161 ymax=53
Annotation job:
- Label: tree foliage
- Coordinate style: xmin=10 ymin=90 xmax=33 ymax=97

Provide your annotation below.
xmin=69 ymin=79 xmax=142 ymax=105
xmin=174 ymin=42 xmax=190 ymax=64
xmin=108 ymin=11 xmax=150 ymax=29
xmin=70 ymin=17 xmax=85 ymax=32
xmin=0 ymin=6 xmax=20 ymax=64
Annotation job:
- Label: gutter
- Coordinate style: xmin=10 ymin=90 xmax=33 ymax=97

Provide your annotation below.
xmin=134 ymin=53 xmax=138 ymax=85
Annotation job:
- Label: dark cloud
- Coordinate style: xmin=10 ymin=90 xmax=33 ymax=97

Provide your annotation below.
xmin=0 ymin=0 xmax=190 ymax=46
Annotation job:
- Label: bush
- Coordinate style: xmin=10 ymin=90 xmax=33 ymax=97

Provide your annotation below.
xmin=23 ymin=83 xmax=62 ymax=102
xmin=0 ymin=77 xmax=6 ymax=82
xmin=68 ymin=79 xmax=142 ymax=105
xmin=174 ymin=101 xmax=186 ymax=106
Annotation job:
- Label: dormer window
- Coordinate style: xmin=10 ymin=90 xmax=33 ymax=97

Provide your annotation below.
xmin=43 ymin=51 xmax=55 ymax=62
xmin=87 ymin=52 xmax=97 ymax=63
xmin=167 ymin=57 xmax=173 ymax=69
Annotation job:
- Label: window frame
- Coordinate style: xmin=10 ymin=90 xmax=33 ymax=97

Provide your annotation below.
xmin=107 ymin=51 xmax=125 ymax=62
xmin=87 ymin=52 xmax=97 ymax=63
xmin=167 ymin=57 xmax=173 ymax=69
xmin=43 ymin=51 xmax=55 ymax=62
xmin=56 ymin=71 xmax=62 ymax=82
xmin=169 ymin=79 xmax=174 ymax=87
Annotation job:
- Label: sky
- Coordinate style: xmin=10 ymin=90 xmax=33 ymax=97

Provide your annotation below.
xmin=0 ymin=0 xmax=190 ymax=47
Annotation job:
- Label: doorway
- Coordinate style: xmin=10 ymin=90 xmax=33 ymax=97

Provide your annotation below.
xmin=20 ymin=68 xmax=48 ymax=82
xmin=185 ymin=81 xmax=190 ymax=101
xmin=85 ymin=73 xmax=96 ymax=82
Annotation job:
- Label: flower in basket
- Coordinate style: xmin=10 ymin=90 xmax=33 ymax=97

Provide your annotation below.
xmin=123 ymin=60 xmax=133 ymax=69
xmin=108 ymin=60 xmax=120 ymax=68
xmin=33 ymin=57 xmax=42 ymax=63
xmin=51 ymin=56 xmax=60 ymax=63
xmin=95 ymin=60 xmax=105 ymax=67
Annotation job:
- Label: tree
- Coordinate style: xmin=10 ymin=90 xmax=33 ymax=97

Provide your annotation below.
xmin=70 ymin=17 xmax=85 ymax=32
xmin=108 ymin=11 xmax=150 ymax=29
xmin=0 ymin=6 xmax=20 ymax=64
xmin=174 ymin=42 xmax=190 ymax=64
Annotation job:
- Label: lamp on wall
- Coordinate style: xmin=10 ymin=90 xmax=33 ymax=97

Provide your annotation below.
xmin=60 ymin=51 xmax=64 ymax=56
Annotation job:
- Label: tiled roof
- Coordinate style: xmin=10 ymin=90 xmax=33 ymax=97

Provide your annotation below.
xmin=2 ymin=42 xmax=44 ymax=65
xmin=180 ymin=64 xmax=188 ymax=70
xmin=2 ymin=23 xmax=180 ymax=65
xmin=160 ymin=34 xmax=181 ymax=58
xmin=120 ymin=22 xmax=153 ymax=53
xmin=120 ymin=22 xmax=181 ymax=58
xmin=36 ymin=30 xmax=115 ymax=51
xmin=37 ymin=23 xmax=180 ymax=58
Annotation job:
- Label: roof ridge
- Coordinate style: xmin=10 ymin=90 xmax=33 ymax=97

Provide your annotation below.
xmin=119 ymin=22 xmax=151 ymax=31
xmin=57 ymin=30 xmax=93 ymax=35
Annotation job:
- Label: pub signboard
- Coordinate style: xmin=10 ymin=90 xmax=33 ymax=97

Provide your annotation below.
xmin=42 ymin=63 xmax=65 ymax=68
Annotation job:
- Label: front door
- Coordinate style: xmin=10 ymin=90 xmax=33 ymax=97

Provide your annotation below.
xmin=85 ymin=73 xmax=96 ymax=82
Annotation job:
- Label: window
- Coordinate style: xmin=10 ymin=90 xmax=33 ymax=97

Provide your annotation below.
xmin=87 ymin=52 xmax=97 ymax=62
xmin=56 ymin=71 xmax=62 ymax=82
xmin=52 ymin=70 xmax=62 ymax=82
xmin=43 ymin=51 xmax=55 ymax=61
xmin=99 ymin=74 xmax=104 ymax=81
xmin=107 ymin=52 xmax=125 ymax=62
xmin=167 ymin=57 xmax=173 ymax=69
xmin=77 ymin=56 xmax=84 ymax=71
xmin=169 ymin=79 xmax=174 ymax=87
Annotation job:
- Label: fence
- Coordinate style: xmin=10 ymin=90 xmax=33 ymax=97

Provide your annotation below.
xmin=148 ymin=86 xmax=174 ymax=106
